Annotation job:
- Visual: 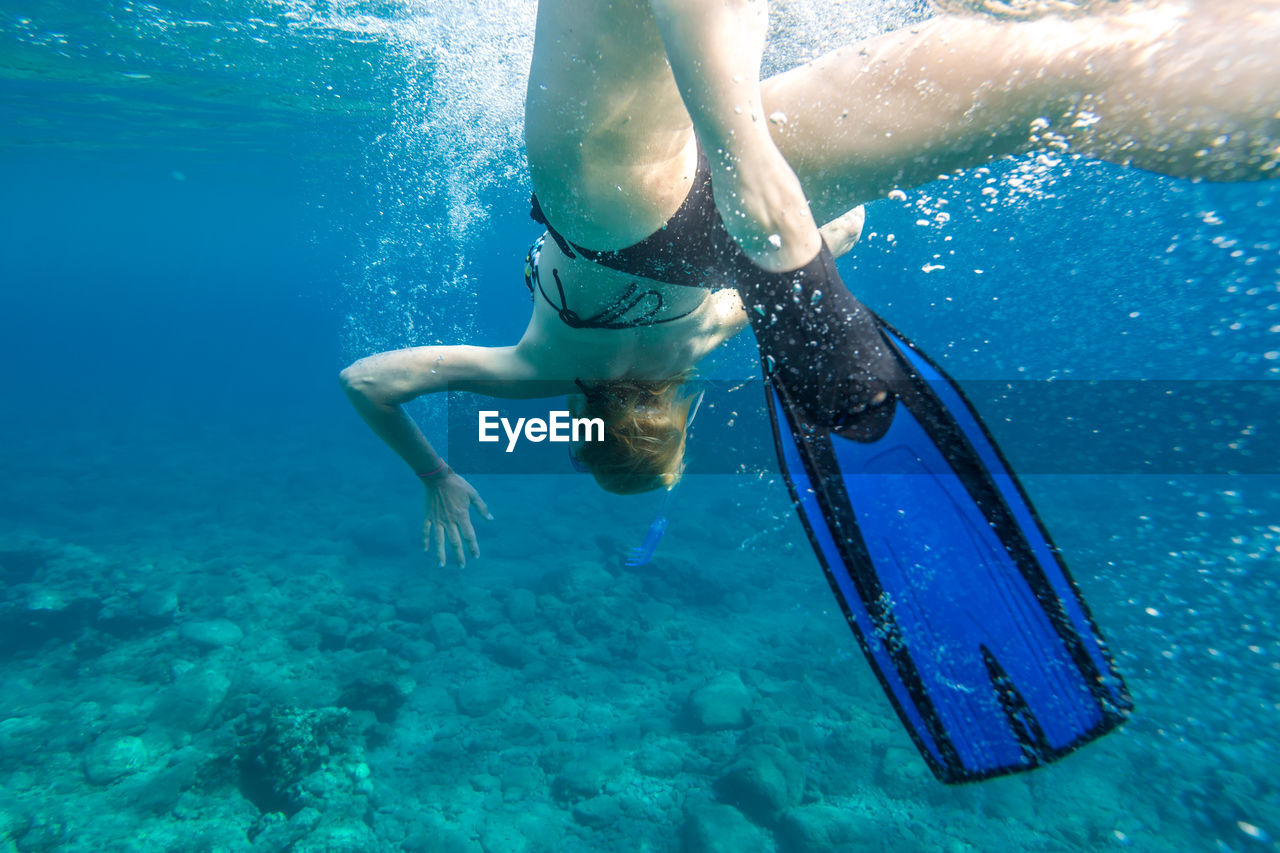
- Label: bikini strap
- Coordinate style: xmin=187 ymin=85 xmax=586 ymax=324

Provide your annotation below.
xmin=587 ymin=282 xmax=665 ymax=327
xmin=530 ymin=194 xmax=578 ymax=258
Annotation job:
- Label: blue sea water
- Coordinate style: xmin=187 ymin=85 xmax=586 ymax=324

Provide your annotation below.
xmin=2 ymin=1 xmax=1279 ymax=851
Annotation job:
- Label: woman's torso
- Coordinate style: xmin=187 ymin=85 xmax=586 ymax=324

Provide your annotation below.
xmin=513 ymin=235 xmax=747 ymax=383
xmin=516 ymin=0 xmax=746 ymax=382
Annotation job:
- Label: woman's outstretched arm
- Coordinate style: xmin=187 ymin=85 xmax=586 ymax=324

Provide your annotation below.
xmin=761 ymin=2 xmax=1280 ymax=220
xmin=340 ymin=345 xmax=536 ymax=567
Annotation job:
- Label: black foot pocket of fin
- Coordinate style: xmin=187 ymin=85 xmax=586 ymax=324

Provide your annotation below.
xmin=741 ymin=246 xmax=903 ymax=438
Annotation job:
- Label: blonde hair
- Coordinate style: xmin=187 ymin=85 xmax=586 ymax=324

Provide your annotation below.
xmin=570 ymin=376 xmax=697 ymax=495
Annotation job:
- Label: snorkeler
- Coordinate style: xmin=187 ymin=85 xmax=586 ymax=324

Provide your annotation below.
xmin=343 ymin=0 xmax=1279 ymax=565
xmin=342 ymin=0 xmax=1278 ymax=782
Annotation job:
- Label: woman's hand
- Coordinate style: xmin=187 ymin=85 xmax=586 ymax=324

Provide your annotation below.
xmin=422 ymin=470 xmax=492 ymax=567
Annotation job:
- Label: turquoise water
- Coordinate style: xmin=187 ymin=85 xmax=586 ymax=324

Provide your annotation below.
xmin=2 ymin=1 xmax=1279 ymax=851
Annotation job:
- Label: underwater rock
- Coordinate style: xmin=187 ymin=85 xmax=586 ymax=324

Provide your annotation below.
xmin=120 ymin=747 xmax=204 ymax=815
xmin=714 ymin=745 xmax=805 ymax=823
xmin=682 ymin=799 xmax=769 ymax=853
xmin=315 ymin=615 xmax=350 ymax=647
xmin=635 ymin=739 xmax=687 ymax=778
xmin=500 ymin=764 xmax=544 ymax=802
xmin=338 ymin=673 xmax=416 ymax=724
xmin=642 ymin=556 xmax=727 ymax=607
xmin=484 ymin=626 xmax=538 ymax=669
xmin=775 ymin=804 xmax=876 ymax=852
xmin=391 ymin=581 xmax=442 ymax=622
xmin=16 ymin=814 xmax=69 ymax=852
xmin=469 ymin=772 xmax=500 ymax=793
xmin=23 ymin=585 xmax=77 ymax=613
xmin=236 ymin=706 xmax=352 ymax=817
xmin=83 ymin=734 xmax=151 ymax=785
xmin=572 ymin=794 xmax=621 ymax=828
xmin=348 ymin=623 xmax=412 ymax=656
xmin=430 ymin=613 xmax=467 ymax=649
xmin=0 ymin=543 xmax=54 ymax=585
xmin=292 ymin=820 xmax=380 ymax=853
xmin=461 ymin=597 xmax=504 ymax=631
xmin=152 ymin=666 xmax=231 ymax=733
xmin=636 ymin=600 xmax=676 ymax=630
xmin=477 ymin=818 xmax=531 ymax=853
xmin=398 ymin=639 xmax=435 ymax=661
xmin=572 ymin=599 xmax=623 ymax=642
xmin=288 ymin=629 xmax=322 ymax=651
xmin=1 ymin=586 xmax=99 ymax=654
xmin=504 ymin=588 xmax=537 ymax=624
xmin=551 ymin=755 xmax=620 ymax=802
xmin=544 ymin=563 xmax=614 ymax=603
xmin=334 ymin=649 xmax=415 ymax=723
xmin=686 ymin=673 xmax=752 ymax=732
xmin=136 ymin=588 xmax=179 ymax=620
xmin=0 ymin=803 xmax=29 ymax=844
xmin=455 ymin=680 xmax=506 ymax=717
xmin=415 ymin=685 xmax=457 ymax=718
xmin=180 ymin=619 xmax=244 ymax=649
xmin=876 ymin=743 xmax=931 ymax=798
xmin=402 ymin=819 xmax=481 ymax=853
xmin=248 ymin=806 xmax=322 ymax=853
xmin=0 ymin=716 xmax=44 ymax=765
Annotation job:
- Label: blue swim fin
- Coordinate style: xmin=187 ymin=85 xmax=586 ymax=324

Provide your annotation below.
xmin=743 ymin=248 xmax=1131 ymax=783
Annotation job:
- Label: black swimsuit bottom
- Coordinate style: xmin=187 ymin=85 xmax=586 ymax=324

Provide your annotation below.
xmin=527 ymin=144 xmax=760 ymax=329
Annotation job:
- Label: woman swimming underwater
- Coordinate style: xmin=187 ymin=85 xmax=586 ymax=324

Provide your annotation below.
xmin=342 ymin=0 xmax=1280 ymax=568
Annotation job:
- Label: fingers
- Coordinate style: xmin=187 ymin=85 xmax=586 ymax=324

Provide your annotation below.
xmin=446 ymin=522 xmax=465 ymax=567
xmin=426 ymin=521 xmax=477 ymax=567
xmin=434 ymin=521 xmax=447 ymax=568
xmin=424 ymin=488 xmax=489 ymax=567
xmin=459 ymin=514 xmax=480 ymax=561
xmin=470 ymin=491 xmax=494 ymax=521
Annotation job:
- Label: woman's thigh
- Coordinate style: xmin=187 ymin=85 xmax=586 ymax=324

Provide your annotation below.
xmin=761 ymin=14 xmax=1085 ymax=219
xmin=525 ymin=0 xmax=699 ymax=250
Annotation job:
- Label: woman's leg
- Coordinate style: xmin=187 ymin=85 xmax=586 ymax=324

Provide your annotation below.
xmin=761 ymin=3 xmax=1280 ymax=222
xmin=650 ymin=0 xmax=823 ymax=271
xmin=524 ymin=0 xmax=700 ymax=251
xmin=529 ymin=0 xmax=841 ymax=268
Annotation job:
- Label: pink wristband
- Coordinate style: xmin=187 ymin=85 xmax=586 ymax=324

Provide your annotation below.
xmin=416 ymin=462 xmax=448 ymax=480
